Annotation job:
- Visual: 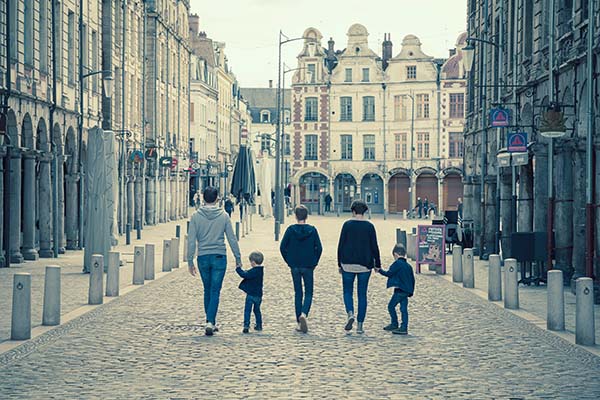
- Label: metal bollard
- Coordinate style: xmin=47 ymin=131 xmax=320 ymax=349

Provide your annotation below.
xmin=183 ymin=235 xmax=188 ymax=265
xmin=162 ymin=240 xmax=172 ymax=272
xmin=42 ymin=266 xmax=61 ymax=326
xmin=236 ymin=222 xmax=240 ymax=241
xmin=106 ymin=252 xmax=120 ymax=296
xmin=462 ymin=248 xmax=474 ymax=289
xmin=406 ymin=233 xmax=413 ymax=260
xmin=575 ymin=278 xmax=595 ymax=346
xmin=186 ymin=220 xmax=190 ymax=233
xmin=11 ymin=273 xmax=32 ymax=340
xmin=403 ymin=209 xmax=407 ymax=219
xmin=176 ymin=225 xmax=181 ymax=238
xmin=133 ymin=246 xmax=145 ymax=285
xmin=250 ymin=213 xmax=253 ymax=231
xmin=136 ymin=222 xmax=141 ymax=240
xmin=336 ymin=207 xmax=340 ymax=217
xmin=503 ymin=258 xmax=519 ymax=310
xmin=145 ymin=244 xmax=155 ymax=280
xmin=396 ymin=229 xmax=407 ymax=248
xmin=89 ymin=254 xmax=104 ymax=305
xmin=547 ymin=270 xmax=565 ymax=331
xmin=368 ymin=209 xmax=372 ymax=220
xmin=412 ymin=227 xmax=417 ymax=234
xmin=126 ymin=223 xmax=131 ymax=245
xmin=488 ymin=255 xmax=502 ymax=301
xmin=171 ymin=238 xmax=180 ymax=269
xmin=452 ymin=245 xmax=463 ymax=283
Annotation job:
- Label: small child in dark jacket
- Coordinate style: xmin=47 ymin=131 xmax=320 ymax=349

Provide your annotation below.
xmin=236 ymin=251 xmax=265 ymax=333
xmin=377 ymin=243 xmax=415 ymax=335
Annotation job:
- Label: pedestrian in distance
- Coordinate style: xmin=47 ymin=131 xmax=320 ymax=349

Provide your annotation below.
xmin=324 ymin=193 xmax=332 ymax=213
xmin=457 ymin=197 xmax=463 ymax=220
xmin=376 ymin=243 xmax=415 ymax=335
xmin=416 ymin=197 xmax=423 ymax=219
xmin=337 ymin=200 xmax=381 ymax=334
xmin=187 ymin=186 xmax=242 ymax=336
xmin=236 ymin=251 xmax=265 ymax=334
xmin=224 ymin=196 xmax=234 ymax=217
xmin=423 ymin=198 xmax=429 ymax=218
xmin=280 ymin=205 xmax=323 ymax=333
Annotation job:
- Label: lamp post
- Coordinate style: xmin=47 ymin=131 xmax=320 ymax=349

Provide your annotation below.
xmin=274 ymin=32 xmax=317 ymax=241
xmin=78 ymin=69 xmax=113 ymax=249
xmin=382 ymin=82 xmax=387 ymax=220
xmin=402 ymin=93 xmax=415 ymax=217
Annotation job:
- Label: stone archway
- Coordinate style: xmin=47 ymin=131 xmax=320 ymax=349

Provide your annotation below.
xmin=388 ymin=171 xmax=410 ymax=213
xmin=21 ymin=114 xmax=38 ymax=260
xmin=5 ymin=110 xmax=23 ymax=263
xmin=64 ymin=127 xmax=79 ymax=250
xmin=443 ymin=172 xmax=463 ymax=211
xmin=360 ymin=173 xmax=384 ymax=213
xmin=37 ymin=118 xmax=54 ymax=257
xmin=298 ymin=171 xmax=329 ymax=214
xmin=334 ymin=173 xmax=357 ymax=212
xmin=415 ymin=170 xmax=438 ymax=217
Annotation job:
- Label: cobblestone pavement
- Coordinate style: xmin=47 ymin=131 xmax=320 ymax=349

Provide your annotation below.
xmin=1 ymin=215 xmax=600 ymax=399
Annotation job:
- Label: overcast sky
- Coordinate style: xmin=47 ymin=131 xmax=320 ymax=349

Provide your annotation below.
xmin=189 ymin=0 xmax=467 ymax=88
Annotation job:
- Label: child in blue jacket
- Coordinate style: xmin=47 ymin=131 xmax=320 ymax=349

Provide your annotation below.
xmin=377 ymin=243 xmax=415 ymax=335
xmin=236 ymin=251 xmax=265 ymax=333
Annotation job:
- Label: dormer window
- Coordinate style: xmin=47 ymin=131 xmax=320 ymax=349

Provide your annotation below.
xmin=362 ymin=68 xmax=370 ymax=82
xmin=407 ymin=66 xmax=417 ymax=80
xmin=345 ymin=68 xmax=352 ymax=82
xmin=307 ymin=64 xmax=316 ymax=83
xmin=260 ymin=110 xmax=270 ymax=123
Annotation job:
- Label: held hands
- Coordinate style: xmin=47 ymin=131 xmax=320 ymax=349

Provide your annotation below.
xmin=188 ymin=262 xmax=197 ymax=277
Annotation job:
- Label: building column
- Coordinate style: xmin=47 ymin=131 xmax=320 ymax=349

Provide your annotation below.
xmin=0 ymin=147 xmax=5 ymax=265
xmin=518 ymin=161 xmax=534 ymax=232
xmin=410 ymin=175 xmax=417 ymax=212
xmin=532 ymin=145 xmax=548 ymax=232
xmin=437 ymin=176 xmax=444 ymax=215
xmin=571 ymin=144 xmax=586 ymax=285
xmin=159 ymin=173 xmax=166 ymax=223
xmin=145 ymin=162 xmax=156 ymax=225
xmin=134 ymin=164 xmax=143 ymax=228
xmin=500 ymin=169 xmax=512 ymax=257
xmin=8 ymin=148 xmax=23 ymax=263
xmin=127 ymin=172 xmax=134 ymax=227
xmin=170 ymin=174 xmax=177 ymax=220
xmin=554 ymin=143 xmax=574 ymax=279
xmin=483 ymin=177 xmax=497 ymax=257
xmin=383 ymin=178 xmax=388 ymax=217
xmin=56 ymin=155 xmax=66 ymax=253
xmin=65 ymin=173 xmax=80 ymax=250
xmin=22 ymin=151 xmax=39 ymax=260
xmin=38 ymin=152 xmax=54 ymax=258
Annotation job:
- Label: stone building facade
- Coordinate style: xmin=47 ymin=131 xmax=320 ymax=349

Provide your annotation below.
xmin=290 ymin=25 xmax=466 ymax=215
xmin=464 ymin=0 xmax=599 ymax=290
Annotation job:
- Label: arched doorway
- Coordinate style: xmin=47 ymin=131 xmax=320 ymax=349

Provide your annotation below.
xmin=388 ymin=173 xmax=410 ymax=213
xmin=361 ymin=174 xmax=383 ymax=213
xmin=334 ymin=173 xmax=356 ymax=212
xmin=298 ymin=172 xmax=328 ymax=214
xmin=416 ymin=171 xmax=438 ymax=216
xmin=443 ymin=172 xmax=463 ymax=211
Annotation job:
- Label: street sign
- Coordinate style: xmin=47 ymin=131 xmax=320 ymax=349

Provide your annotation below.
xmin=171 ymin=158 xmax=178 ymax=169
xmin=191 ymin=162 xmax=200 ymax=170
xmin=159 ymin=156 xmax=172 ymax=167
xmin=490 ymin=108 xmax=511 ymax=127
xmin=145 ymin=148 xmax=158 ymax=160
xmin=507 ymin=132 xmax=527 ymax=152
xmin=130 ymin=150 xmax=144 ymax=163
xmin=416 ymin=225 xmax=446 ymax=275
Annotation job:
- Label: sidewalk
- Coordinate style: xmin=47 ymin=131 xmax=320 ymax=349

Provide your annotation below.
xmin=0 ymin=213 xmax=192 ymax=343
xmin=442 ymin=252 xmax=600 ymax=350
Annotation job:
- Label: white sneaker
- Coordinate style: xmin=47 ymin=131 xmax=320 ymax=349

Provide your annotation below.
xmin=299 ymin=313 xmax=308 ymax=333
xmin=295 ymin=322 xmax=302 ymax=332
xmin=356 ymin=322 xmax=364 ymax=334
xmin=205 ymin=322 xmax=214 ymax=336
xmin=344 ymin=314 xmax=355 ymax=331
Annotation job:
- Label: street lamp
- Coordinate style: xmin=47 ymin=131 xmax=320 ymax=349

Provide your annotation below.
xmin=78 ymin=69 xmax=113 ymax=249
xmin=402 ymin=93 xmax=415 ymax=217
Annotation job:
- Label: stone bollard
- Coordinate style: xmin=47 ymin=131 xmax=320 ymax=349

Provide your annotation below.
xmin=547 ymin=270 xmax=565 ymax=331
xmin=462 ymin=249 xmax=474 ymax=289
xmin=250 ymin=213 xmax=253 ymax=232
xmin=42 ymin=266 xmax=61 ymax=326
xmin=186 ymin=220 xmax=190 ymax=233
xmin=403 ymin=209 xmax=407 ymax=219
xmin=236 ymin=222 xmax=240 ymax=241
xmin=89 ymin=254 xmax=104 ymax=305
xmin=452 ymin=245 xmax=463 ymax=283
xmin=106 ymin=252 xmax=120 ymax=296
xmin=171 ymin=237 xmax=180 ymax=268
xmin=176 ymin=225 xmax=181 ymax=238
xmin=145 ymin=244 xmax=155 ymax=280
xmin=162 ymin=240 xmax=172 ymax=272
xmin=488 ymin=255 xmax=502 ymax=301
xmin=133 ymin=246 xmax=145 ymax=285
xmin=183 ymin=235 xmax=188 ymax=265
xmin=11 ymin=273 xmax=32 ymax=340
xmin=575 ymin=278 xmax=595 ymax=346
xmin=406 ymin=234 xmax=414 ymax=260
xmin=503 ymin=258 xmax=519 ymax=310
xmin=396 ymin=229 xmax=407 ymax=248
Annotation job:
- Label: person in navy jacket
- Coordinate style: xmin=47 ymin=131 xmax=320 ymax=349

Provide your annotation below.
xmin=236 ymin=251 xmax=265 ymax=333
xmin=377 ymin=243 xmax=415 ymax=335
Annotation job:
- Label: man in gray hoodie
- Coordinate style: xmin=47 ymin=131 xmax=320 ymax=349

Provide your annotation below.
xmin=188 ymin=186 xmax=242 ymax=336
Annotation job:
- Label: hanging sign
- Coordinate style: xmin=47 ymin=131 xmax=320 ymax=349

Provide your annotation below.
xmin=130 ymin=150 xmax=144 ymax=163
xmin=145 ymin=148 xmax=158 ymax=160
xmin=507 ymin=132 xmax=528 ymax=152
xmin=490 ymin=108 xmax=511 ymax=127
xmin=416 ymin=225 xmax=446 ymax=275
xmin=159 ymin=156 xmax=172 ymax=167
xmin=191 ymin=162 xmax=201 ymax=170
xmin=539 ymin=108 xmax=567 ymax=138
xmin=170 ymin=158 xmax=178 ymax=169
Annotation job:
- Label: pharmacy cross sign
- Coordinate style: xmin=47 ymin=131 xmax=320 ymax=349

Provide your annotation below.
xmin=507 ymin=132 xmax=527 ymax=152
xmin=490 ymin=108 xmax=511 ymax=127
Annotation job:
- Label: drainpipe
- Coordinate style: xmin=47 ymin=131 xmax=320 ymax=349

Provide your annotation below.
xmin=51 ymin=0 xmax=59 ymax=257
xmin=121 ymin=0 xmax=127 ymax=233
xmin=480 ymin=0 xmax=489 ymax=257
xmin=585 ymin=0 xmax=596 ymax=279
xmin=2 ymin=0 xmax=12 ymax=267
xmin=547 ymin=0 xmax=556 ymax=269
xmin=78 ymin=0 xmax=84 ymax=249
xmin=495 ymin=0 xmax=504 ymax=255
xmin=141 ymin=1 xmax=146 ymax=227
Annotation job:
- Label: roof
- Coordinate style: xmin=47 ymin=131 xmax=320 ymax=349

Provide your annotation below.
xmin=240 ymin=88 xmax=292 ymax=110
xmin=191 ymin=36 xmax=216 ymax=68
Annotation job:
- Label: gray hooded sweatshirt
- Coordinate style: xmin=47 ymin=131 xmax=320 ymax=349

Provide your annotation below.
xmin=187 ymin=206 xmax=241 ymax=264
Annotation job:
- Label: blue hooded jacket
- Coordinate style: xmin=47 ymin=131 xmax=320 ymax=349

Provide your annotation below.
xmin=379 ymin=258 xmax=415 ymax=296
xmin=280 ymin=224 xmax=323 ymax=269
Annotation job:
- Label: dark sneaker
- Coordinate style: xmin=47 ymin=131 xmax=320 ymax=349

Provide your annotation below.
xmin=392 ymin=327 xmax=408 ymax=335
xmin=298 ymin=314 xmax=308 ymax=333
xmin=254 ymin=325 xmax=263 ymax=331
xmin=205 ymin=323 xmax=214 ymax=336
xmin=242 ymin=327 xmax=250 ymax=334
xmin=383 ymin=324 xmax=398 ymax=331
xmin=213 ymin=325 xmax=219 ymax=333
xmin=344 ymin=315 xmax=355 ymax=331
xmin=356 ymin=322 xmax=364 ymax=334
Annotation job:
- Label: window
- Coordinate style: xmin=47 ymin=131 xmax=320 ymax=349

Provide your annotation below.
xmin=53 ymin=1 xmax=62 ymax=73
xmin=81 ymin=24 xmax=88 ymax=89
xmin=284 ymin=134 xmax=291 ymax=155
xmin=341 ymin=135 xmax=353 ymax=160
xmin=395 ymin=133 xmax=407 ymax=160
xmin=362 ymin=68 xmax=370 ymax=82
xmin=449 ymin=132 xmax=464 ymax=158
xmin=305 ymin=98 xmax=318 ymax=121
xmin=91 ymin=31 xmax=98 ymax=91
xmin=417 ymin=132 xmax=430 ymax=158
xmin=449 ymin=93 xmax=465 ymax=119
xmin=394 ymin=96 xmax=407 ymax=121
xmin=524 ymin=0 xmax=533 ymax=58
xmin=345 ymin=68 xmax=352 ymax=82
xmin=307 ymin=64 xmax=316 ymax=83
xmin=40 ymin=1 xmax=48 ymax=72
xmin=340 ymin=97 xmax=353 ymax=121
xmin=406 ymin=66 xmax=417 ymax=80
xmin=362 ymin=96 xmax=375 ymax=121
xmin=416 ymin=94 xmax=430 ymax=119
xmin=363 ymin=135 xmax=376 ymax=160
xmin=190 ymin=103 xmax=195 ymax=122
xmin=24 ymin=0 xmax=33 ymax=64
xmin=305 ymin=135 xmax=318 ymax=160
xmin=68 ymin=11 xmax=75 ymax=84
xmin=9 ymin=0 xmax=16 ymax=59
xmin=260 ymin=110 xmax=270 ymax=123
xmin=260 ymin=135 xmax=271 ymax=155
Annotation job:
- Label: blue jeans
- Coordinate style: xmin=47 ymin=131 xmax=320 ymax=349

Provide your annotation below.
xmin=341 ymin=270 xmax=371 ymax=323
xmin=388 ymin=291 xmax=409 ymax=329
xmin=290 ymin=268 xmax=314 ymax=321
xmin=197 ymin=254 xmax=227 ymax=324
xmin=243 ymin=295 xmax=263 ymax=328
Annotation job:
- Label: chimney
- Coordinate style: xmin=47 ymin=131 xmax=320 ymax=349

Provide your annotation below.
xmin=328 ymin=37 xmax=335 ymax=54
xmin=269 ymin=79 xmax=273 ymax=88
xmin=449 ymin=48 xmax=457 ymax=57
xmin=382 ymin=33 xmax=393 ymax=70
xmin=189 ymin=14 xmax=200 ymax=35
